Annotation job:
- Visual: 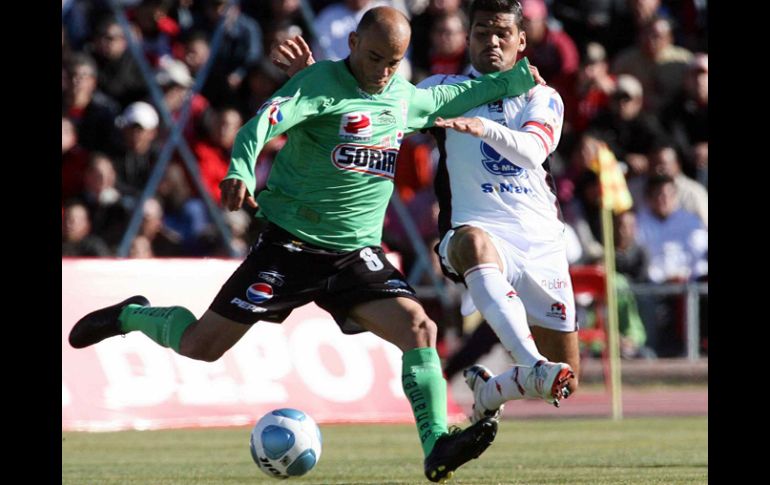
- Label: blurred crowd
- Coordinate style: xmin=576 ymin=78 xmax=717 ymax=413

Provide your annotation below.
xmin=62 ymin=0 xmax=708 ymax=358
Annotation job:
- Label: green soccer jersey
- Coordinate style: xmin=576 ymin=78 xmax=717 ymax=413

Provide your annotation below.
xmin=225 ymin=58 xmax=535 ymax=251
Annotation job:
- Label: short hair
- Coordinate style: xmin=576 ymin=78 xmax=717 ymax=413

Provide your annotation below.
xmin=67 ymin=53 xmax=98 ymax=77
xmin=645 ymin=174 xmax=675 ymax=197
xmin=468 ymin=0 xmax=524 ymax=31
xmin=181 ymin=29 xmax=210 ymax=46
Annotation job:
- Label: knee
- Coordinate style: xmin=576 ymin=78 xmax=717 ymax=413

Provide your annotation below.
xmin=448 ymin=227 xmax=496 ymax=272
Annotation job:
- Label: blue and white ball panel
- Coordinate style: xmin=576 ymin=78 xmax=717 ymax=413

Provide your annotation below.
xmin=271 ymin=408 xmax=306 ymax=421
xmin=261 ymin=425 xmax=296 ymax=459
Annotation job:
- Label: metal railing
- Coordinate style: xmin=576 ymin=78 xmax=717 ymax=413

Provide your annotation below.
xmin=628 ymin=281 xmax=708 ymax=361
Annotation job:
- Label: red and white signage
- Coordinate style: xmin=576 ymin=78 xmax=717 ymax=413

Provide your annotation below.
xmin=62 ymin=259 xmax=463 ymax=431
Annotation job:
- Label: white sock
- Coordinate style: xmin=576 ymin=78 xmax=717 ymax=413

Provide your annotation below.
xmin=480 ymin=366 xmax=530 ymax=409
xmin=463 ymin=264 xmax=546 ymax=367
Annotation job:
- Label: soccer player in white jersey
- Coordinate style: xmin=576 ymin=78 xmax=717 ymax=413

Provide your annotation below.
xmin=269 ymin=0 xmax=578 ymax=424
xmin=424 ymin=0 xmax=578 ymax=421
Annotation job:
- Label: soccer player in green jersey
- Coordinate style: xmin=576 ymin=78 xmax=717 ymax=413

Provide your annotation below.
xmin=69 ymin=7 xmax=536 ymax=482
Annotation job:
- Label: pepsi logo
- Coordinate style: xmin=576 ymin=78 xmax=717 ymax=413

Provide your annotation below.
xmin=247 ymin=283 xmax=274 ymax=303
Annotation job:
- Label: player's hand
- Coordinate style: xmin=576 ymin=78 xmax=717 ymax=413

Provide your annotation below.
xmin=529 ymin=64 xmax=546 ymax=85
xmin=434 ymin=116 xmax=485 ymax=137
xmin=220 ymin=178 xmax=257 ymax=211
xmin=270 ymin=35 xmax=315 ymax=78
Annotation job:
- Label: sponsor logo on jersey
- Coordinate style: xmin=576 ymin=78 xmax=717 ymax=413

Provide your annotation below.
xmin=385 ymin=279 xmax=409 ymax=289
xmin=541 ymin=278 xmax=569 ymax=290
xmin=247 ymin=283 xmax=274 ymax=303
xmin=505 ymin=290 xmax=518 ymax=300
xmin=547 ymin=302 xmax=567 ymax=320
xmin=258 ymin=271 xmax=285 ymax=287
xmin=230 ymin=297 xmax=268 ymax=313
xmin=488 ymin=100 xmax=504 ymax=113
xmin=340 ymin=112 xmax=373 ymax=140
xmin=480 ymin=141 xmax=527 ymax=177
xmin=377 ymin=109 xmax=397 ymax=126
xmin=331 ymin=143 xmax=398 ymax=179
xmin=481 ymin=183 xmax=532 ymax=194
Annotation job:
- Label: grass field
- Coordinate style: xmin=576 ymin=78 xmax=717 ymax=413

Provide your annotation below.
xmin=62 ymin=416 xmax=707 ymax=484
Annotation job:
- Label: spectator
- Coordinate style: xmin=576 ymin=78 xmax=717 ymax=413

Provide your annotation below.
xmin=192 ymin=107 xmax=244 ymax=203
xmin=245 ymin=0 xmax=314 ymax=50
xmin=63 ymin=53 xmax=121 ymax=154
xmin=76 ymin=153 xmax=134 ymax=249
xmin=312 ymin=0 xmax=390 ymax=60
xmin=636 ymin=174 xmax=706 ymax=356
xmin=155 ymin=58 xmax=209 ymax=142
xmin=661 ymin=53 xmax=708 ymax=185
xmin=62 ymin=201 xmax=111 ymax=257
xmin=563 ymin=169 xmax=604 ymax=264
xmin=614 ymin=210 xmax=649 ymax=282
xmin=62 ymin=117 xmax=90 ymax=202
xmin=131 ymin=0 xmax=179 ymax=67
xmin=181 ymin=30 xmax=238 ymax=110
xmin=612 ymin=15 xmax=693 ymax=115
xmin=138 ymin=197 xmax=184 ymax=256
xmin=648 ymin=143 xmax=707 ymax=227
xmin=587 ymin=74 xmax=665 ymax=204
xmin=87 ymin=16 xmax=149 ymax=108
xmin=421 ymin=11 xmax=469 ymax=80
xmin=410 ymin=0 xmax=463 ymax=80
xmin=573 ymin=42 xmax=616 ymax=134
xmin=112 ymin=101 xmax=161 ymax=194
xmin=192 ymin=0 xmax=264 ymax=106
xmin=520 ymin=0 xmax=580 ymax=131
xmin=636 ymin=174 xmax=707 ymax=284
xmin=156 ymin=162 xmax=215 ymax=255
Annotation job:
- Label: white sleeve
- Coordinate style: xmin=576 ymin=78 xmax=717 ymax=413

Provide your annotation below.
xmin=476 ymin=86 xmax=565 ymax=170
xmin=477 ymin=117 xmax=548 ymax=170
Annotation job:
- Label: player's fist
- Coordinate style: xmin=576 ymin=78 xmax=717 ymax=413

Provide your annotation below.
xmin=220 ymin=178 xmax=257 ymax=211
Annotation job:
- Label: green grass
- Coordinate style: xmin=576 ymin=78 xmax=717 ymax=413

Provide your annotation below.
xmin=62 ymin=416 xmax=707 ymax=484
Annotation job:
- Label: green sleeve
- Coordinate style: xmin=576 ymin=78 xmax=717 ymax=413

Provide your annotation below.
xmin=406 ymin=57 xmax=536 ymax=132
xmin=224 ymin=66 xmax=325 ymax=196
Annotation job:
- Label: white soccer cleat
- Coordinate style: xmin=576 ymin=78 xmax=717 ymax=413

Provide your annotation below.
xmin=463 ymin=364 xmax=504 ymax=424
xmin=515 ymin=360 xmax=574 ymax=407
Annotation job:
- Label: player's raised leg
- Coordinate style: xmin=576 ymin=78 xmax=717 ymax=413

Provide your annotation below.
xmin=349 ymin=297 xmax=498 ymax=483
xmin=68 ymin=296 xmax=250 ymax=362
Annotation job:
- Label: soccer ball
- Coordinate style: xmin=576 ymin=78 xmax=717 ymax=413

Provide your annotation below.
xmin=249 ymin=408 xmax=322 ymax=479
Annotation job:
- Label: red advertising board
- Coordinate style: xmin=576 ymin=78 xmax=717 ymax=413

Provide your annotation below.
xmin=62 ymin=259 xmax=463 ymax=431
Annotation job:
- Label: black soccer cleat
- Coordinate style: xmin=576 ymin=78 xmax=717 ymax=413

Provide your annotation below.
xmin=68 ymin=295 xmax=150 ymax=349
xmin=424 ymin=417 xmax=498 ymax=483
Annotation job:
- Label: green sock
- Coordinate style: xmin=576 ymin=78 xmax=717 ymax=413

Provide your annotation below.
xmin=119 ymin=304 xmax=196 ymax=353
xmin=402 ymin=347 xmax=449 ymax=457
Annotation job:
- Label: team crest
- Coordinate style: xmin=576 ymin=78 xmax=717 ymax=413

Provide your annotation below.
xmin=480 ymin=141 xmax=527 ymax=177
xmin=257 ymin=96 xmax=293 ymax=125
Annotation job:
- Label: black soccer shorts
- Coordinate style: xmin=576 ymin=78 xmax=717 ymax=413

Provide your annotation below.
xmin=209 ymin=222 xmax=420 ymax=334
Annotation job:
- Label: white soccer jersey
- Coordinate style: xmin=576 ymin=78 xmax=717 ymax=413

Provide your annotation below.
xmin=419 ymin=68 xmax=566 ymax=249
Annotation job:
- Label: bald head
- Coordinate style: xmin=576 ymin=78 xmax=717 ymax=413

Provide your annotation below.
xmin=357 ymin=6 xmax=411 ymax=41
xmin=349 ymin=7 xmax=411 ymax=94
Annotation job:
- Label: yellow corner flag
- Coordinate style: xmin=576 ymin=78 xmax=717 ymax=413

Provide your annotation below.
xmin=589 ymin=142 xmax=629 ymax=420
xmin=590 ymin=142 xmax=633 ymax=213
